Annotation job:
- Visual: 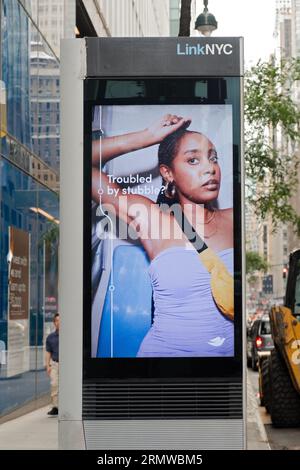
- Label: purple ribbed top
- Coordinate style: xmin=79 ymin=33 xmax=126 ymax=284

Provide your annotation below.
xmin=137 ymin=246 xmax=234 ymax=357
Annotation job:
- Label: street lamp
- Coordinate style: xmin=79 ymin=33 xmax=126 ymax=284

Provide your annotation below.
xmin=195 ymin=0 xmax=218 ymax=37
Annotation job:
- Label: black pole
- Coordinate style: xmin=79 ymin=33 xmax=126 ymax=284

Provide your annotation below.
xmin=178 ymin=0 xmax=192 ymax=37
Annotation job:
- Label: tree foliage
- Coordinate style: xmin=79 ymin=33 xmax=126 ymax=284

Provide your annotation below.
xmin=40 ymin=222 xmax=59 ymax=248
xmin=246 ymin=251 xmax=268 ymax=275
xmin=245 ymin=58 xmax=300 ymax=233
xmin=178 ymin=0 xmax=300 ymax=231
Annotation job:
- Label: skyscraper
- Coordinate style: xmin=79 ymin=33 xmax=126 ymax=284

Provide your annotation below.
xmin=275 ymin=0 xmax=292 ymax=58
xmin=78 ymin=0 xmax=170 ymax=37
xmin=292 ymin=0 xmax=300 ymax=56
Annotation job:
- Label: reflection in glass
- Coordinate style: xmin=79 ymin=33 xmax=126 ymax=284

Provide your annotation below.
xmin=30 ymin=32 xmax=60 ymax=174
xmin=1 ymin=1 xmax=60 ymax=185
xmin=30 ymin=0 xmax=64 ymax=57
xmin=0 ymin=0 xmax=61 ymax=418
xmin=1 ymin=0 xmax=31 ymax=149
xmin=0 ymin=157 xmax=59 ymax=414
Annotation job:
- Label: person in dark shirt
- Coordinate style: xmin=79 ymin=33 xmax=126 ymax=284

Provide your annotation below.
xmin=45 ymin=313 xmax=59 ymax=416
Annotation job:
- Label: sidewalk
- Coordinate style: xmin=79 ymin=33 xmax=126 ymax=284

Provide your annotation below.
xmin=246 ymin=373 xmax=270 ymax=449
xmin=0 ymin=406 xmax=58 ymax=450
xmin=0 ymin=376 xmax=269 ymax=450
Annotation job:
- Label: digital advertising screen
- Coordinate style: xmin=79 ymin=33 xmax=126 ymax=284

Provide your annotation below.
xmin=90 ymin=103 xmax=234 ymax=356
xmin=83 ymin=77 xmax=242 ymax=379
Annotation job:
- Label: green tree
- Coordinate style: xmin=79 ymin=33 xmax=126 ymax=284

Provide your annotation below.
xmin=41 ymin=222 xmax=59 ymax=246
xmin=245 ymin=58 xmax=300 ymax=233
xmin=177 ymin=2 xmax=300 ymax=231
xmin=246 ymin=251 xmax=268 ymax=275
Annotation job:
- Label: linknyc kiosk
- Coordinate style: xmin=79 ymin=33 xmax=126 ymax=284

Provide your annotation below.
xmin=59 ymin=37 xmax=245 ymax=450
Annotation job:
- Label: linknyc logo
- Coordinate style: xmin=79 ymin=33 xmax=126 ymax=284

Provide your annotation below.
xmin=177 ymin=42 xmax=233 ymax=56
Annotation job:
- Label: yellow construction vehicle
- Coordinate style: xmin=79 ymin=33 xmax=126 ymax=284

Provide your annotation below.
xmin=259 ymin=249 xmax=300 ymax=427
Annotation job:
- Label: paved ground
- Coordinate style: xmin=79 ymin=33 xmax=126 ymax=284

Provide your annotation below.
xmin=0 ymin=374 xmax=269 ymax=450
xmin=0 ymin=406 xmax=58 ymax=450
xmin=246 ymin=372 xmax=270 ymax=449
xmin=248 ymin=367 xmax=300 ymax=450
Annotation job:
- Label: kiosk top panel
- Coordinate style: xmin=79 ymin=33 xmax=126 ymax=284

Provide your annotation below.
xmin=86 ymin=37 xmax=243 ymax=78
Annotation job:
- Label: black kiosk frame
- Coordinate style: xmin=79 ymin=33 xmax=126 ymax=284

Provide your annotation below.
xmin=60 ymin=37 xmax=245 ymax=450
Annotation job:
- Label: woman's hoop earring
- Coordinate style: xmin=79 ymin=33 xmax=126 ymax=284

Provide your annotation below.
xmin=165 ymin=181 xmax=177 ymax=199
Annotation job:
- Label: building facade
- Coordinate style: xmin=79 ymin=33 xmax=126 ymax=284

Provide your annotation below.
xmin=0 ymin=0 xmax=172 ymax=420
xmin=81 ymin=0 xmax=170 ymax=37
xmin=0 ymin=0 xmax=61 ymax=419
xmin=275 ymin=0 xmax=292 ymax=58
xmin=30 ymin=0 xmax=64 ymax=57
xmin=245 ymin=0 xmax=298 ymax=314
xmin=288 ymin=0 xmax=300 ymax=254
xmin=292 ymin=0 xmax=300 ymax=56
xmin=274 ymin=0 xmax=300 ymax=264
xmin=250 ymin=0 xmax=300 ymax=308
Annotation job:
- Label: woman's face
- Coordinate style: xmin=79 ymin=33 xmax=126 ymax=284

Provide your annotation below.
xmin=163 ymin=132 xmax=221 ymax=204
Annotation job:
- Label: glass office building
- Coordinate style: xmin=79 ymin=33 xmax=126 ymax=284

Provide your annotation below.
xmin=0 ymin=0 xmax=59 ymax=418
xmin=0 ymin=0 xmax=172 ymax=420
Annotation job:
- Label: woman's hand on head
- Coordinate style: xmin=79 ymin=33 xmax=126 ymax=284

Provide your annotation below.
xmin=146 ymin=114 xmax=191 ymax=144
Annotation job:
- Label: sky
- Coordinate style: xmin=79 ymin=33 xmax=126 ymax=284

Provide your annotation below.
xmin=195 ymin=0 xmax=277 ymax=66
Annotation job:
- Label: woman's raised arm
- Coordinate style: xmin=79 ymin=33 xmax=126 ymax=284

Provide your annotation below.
xmin=90 ymin=114 xmax=191 ymax=247
xmin=92 ymin=114 xmax=190 ymax=167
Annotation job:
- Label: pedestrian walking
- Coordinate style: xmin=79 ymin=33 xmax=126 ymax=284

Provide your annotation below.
xmin=45 ymin=313 xmax=59 ymax=416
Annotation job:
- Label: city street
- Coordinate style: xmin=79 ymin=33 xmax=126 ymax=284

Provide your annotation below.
xmin=1 ymin=0 xmax=300 ymax=451
xmin=248 ymin=368 xmax=300 ymax=450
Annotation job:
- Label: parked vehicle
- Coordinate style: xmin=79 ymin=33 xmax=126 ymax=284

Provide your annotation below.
xmin=259 ymin=250 xmax=300 ymax=427
xmin=247 ymin=315 xmax=274 ymax=371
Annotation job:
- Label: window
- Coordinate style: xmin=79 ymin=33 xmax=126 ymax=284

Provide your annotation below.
xmin=4 ymin=204 xmax=9 ymax=222
xmin=11 ymin=209 xmax=17 ymax=225
xmin=263 ymin=225 xmax=268 ymax=259
xmin=260 ymin=321 xmax=271 ymax=335
xmin=263 ymin=225 xmax=268 ymax=243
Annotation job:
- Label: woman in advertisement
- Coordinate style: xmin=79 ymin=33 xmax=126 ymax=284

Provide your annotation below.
xmin=92 ymin=113 xmax=234 ymax=357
